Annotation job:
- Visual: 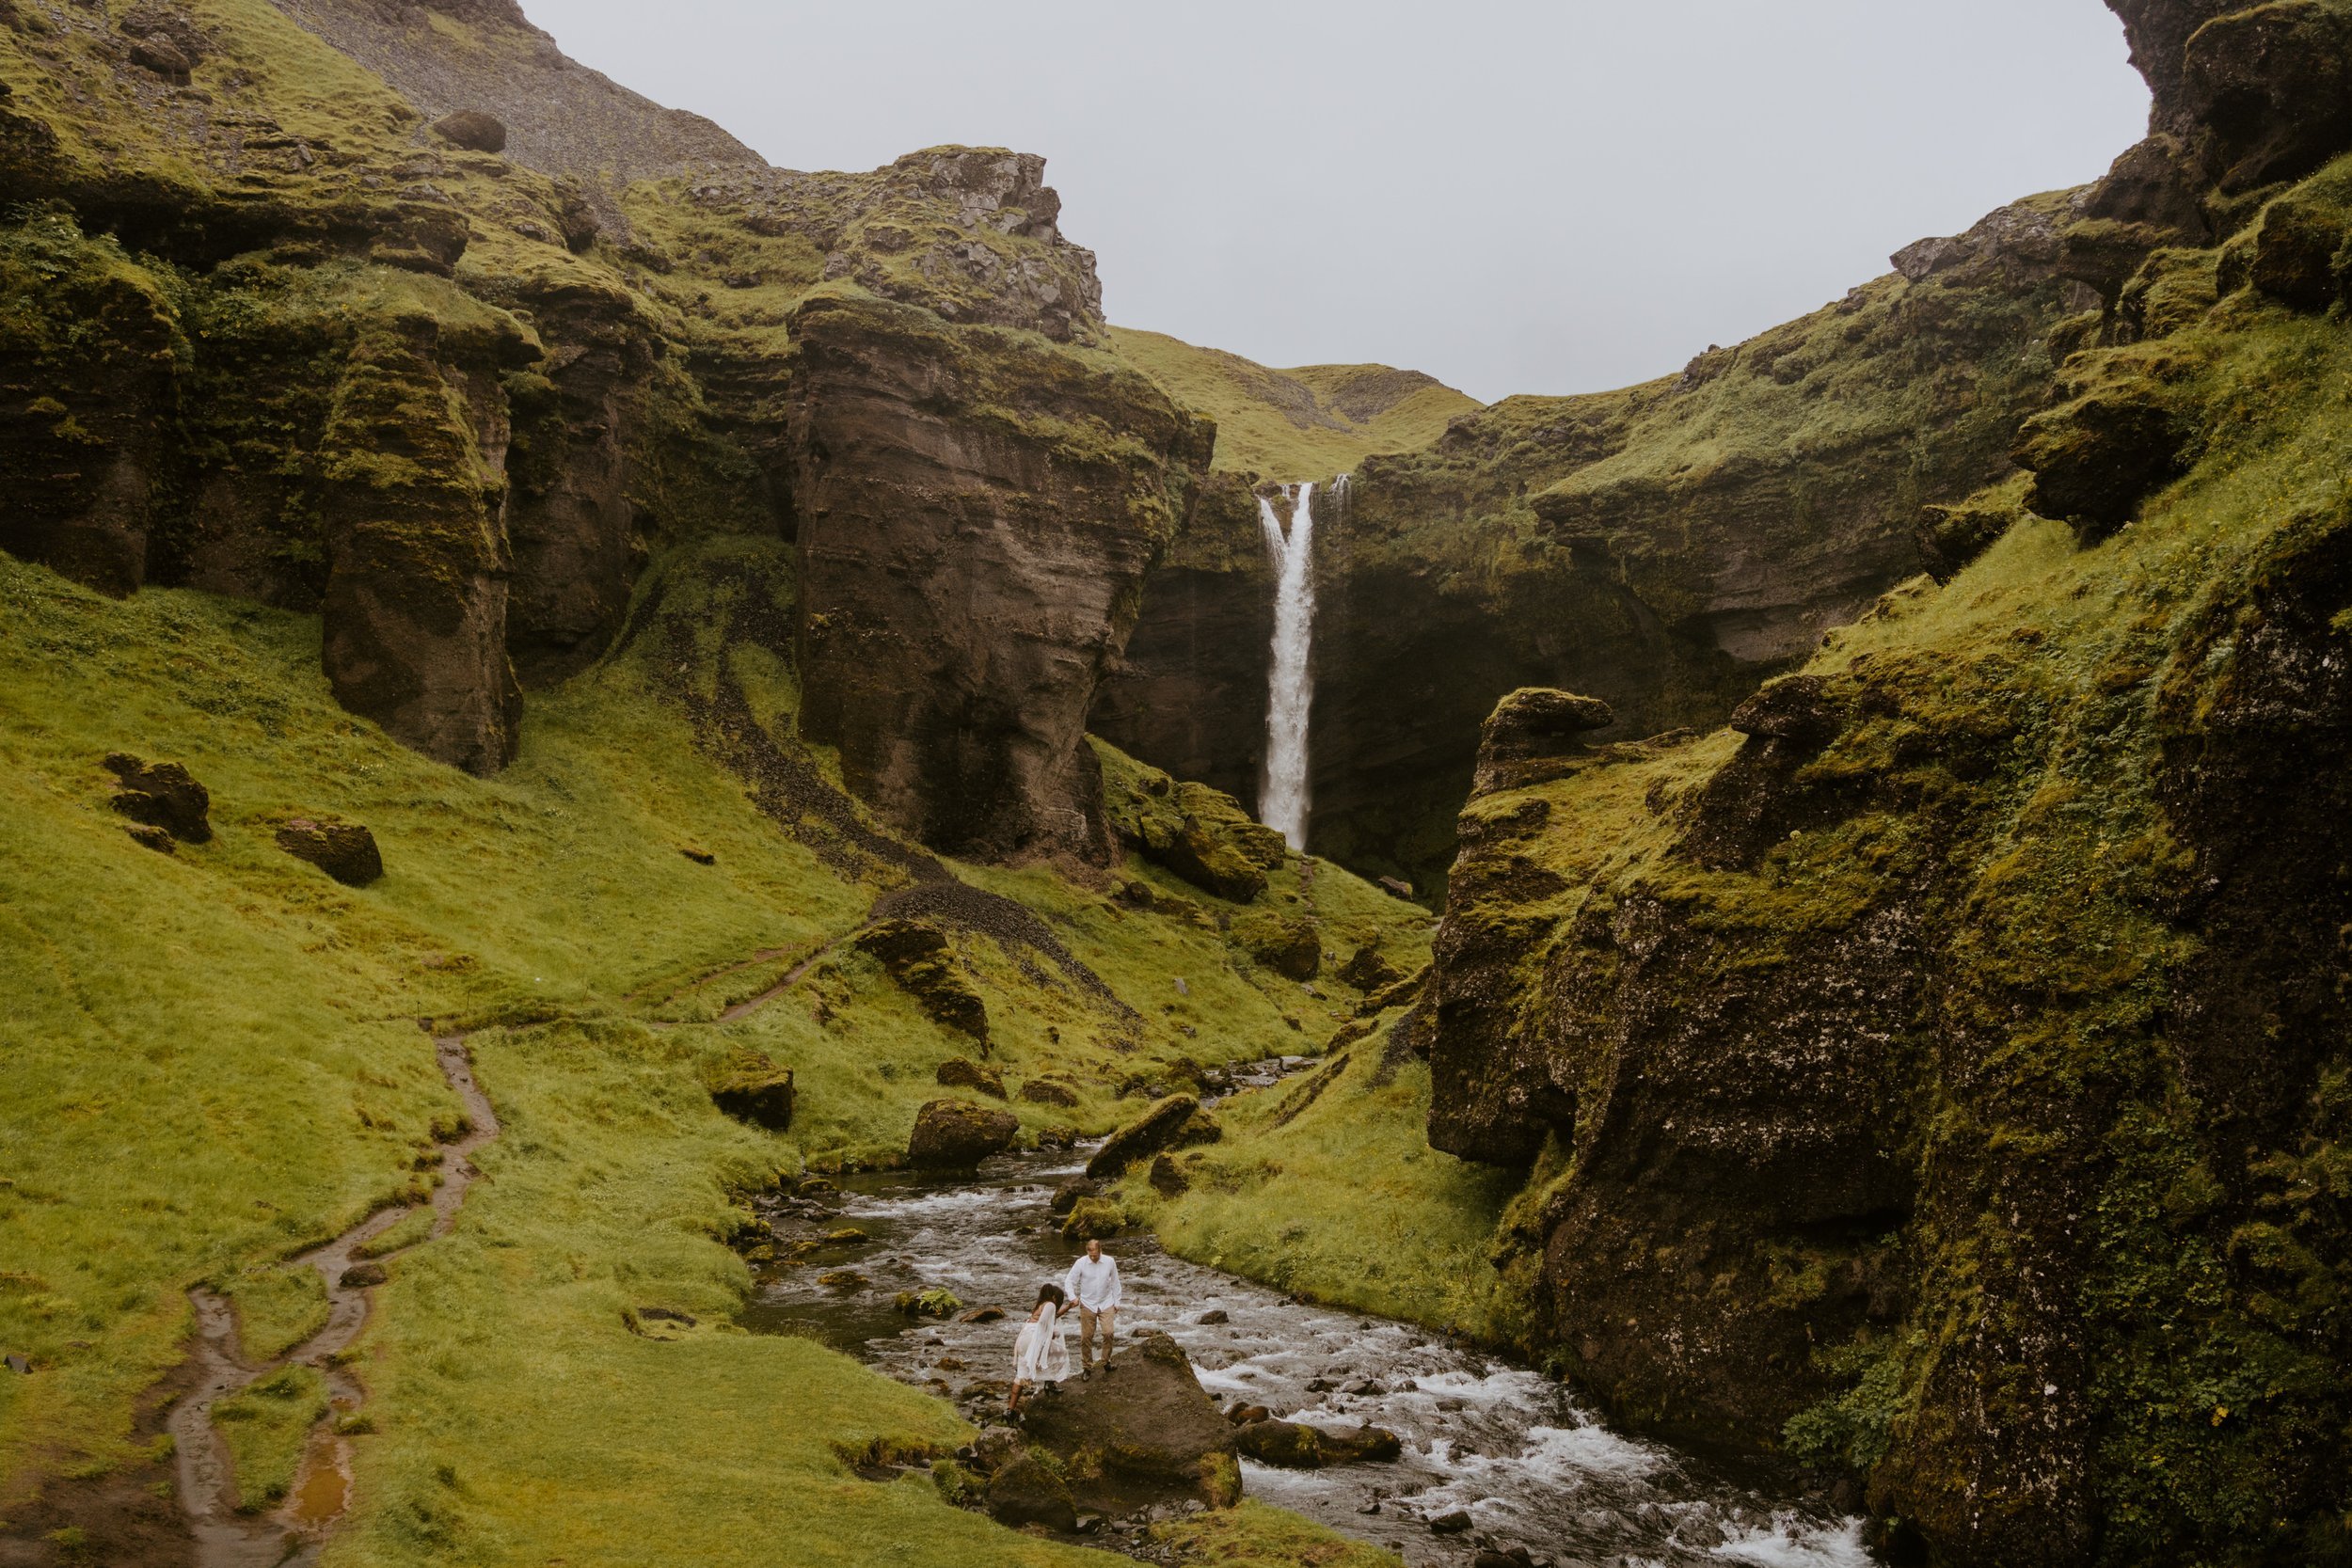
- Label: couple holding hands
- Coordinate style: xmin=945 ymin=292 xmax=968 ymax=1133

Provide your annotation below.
xmin=1008 ymin=1237 xmax=1121 ymax=1413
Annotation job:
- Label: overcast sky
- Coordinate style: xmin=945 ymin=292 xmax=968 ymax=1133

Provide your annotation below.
xmin=523 ymin=0 xmax=2150 ymax=403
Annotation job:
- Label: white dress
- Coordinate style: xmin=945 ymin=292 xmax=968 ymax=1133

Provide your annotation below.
xmin=1013 ymin=1303 xmax=1072 ymax=1385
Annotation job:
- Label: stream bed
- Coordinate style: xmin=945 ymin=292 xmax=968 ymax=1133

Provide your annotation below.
xmin=745 ymin=1110 xmax=1876 ymax=1568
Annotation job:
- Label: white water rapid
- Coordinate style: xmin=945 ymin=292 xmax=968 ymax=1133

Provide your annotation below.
xmin=1257 ymin=481 xmax=1324 ymax=850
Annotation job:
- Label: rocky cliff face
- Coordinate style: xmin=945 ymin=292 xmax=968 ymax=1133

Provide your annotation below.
xmin=1422 ymin=6 xmax=2352 ymax=1562
xmin=0 ymin=0 xmax=1200 ymax=848
xmin=786 ymin=289 xmax=1211 ymax=862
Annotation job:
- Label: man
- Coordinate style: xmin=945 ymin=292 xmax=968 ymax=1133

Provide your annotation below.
xmin=1062 ymin=1237 xmax=1122 ymax=1374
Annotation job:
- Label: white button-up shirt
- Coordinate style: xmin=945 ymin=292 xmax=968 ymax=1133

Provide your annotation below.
xmin=1063 ymin=1253 xmax=1122 ymax=1312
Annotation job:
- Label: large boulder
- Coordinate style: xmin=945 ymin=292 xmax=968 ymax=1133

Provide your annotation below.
xmin=431 ymin=110 xmax=509 ymax=153
xmin=274 ymin=816 xmax=384 ymax=886
xmin=1085 ymin=1094 xmax=1199 ymax=1180
xmin=1232 ymin=912 xmax=1319 ymax=980
xmin=907 ymin=1099 xmax=1019 ymax=1169
xmin=1014 ymin=1330 xmax=1240 ymax=1514
xmin=2015 ymin=379 xmax=2192 ymax=545
xmin=103 ymin=754 xmax=211 ymax=844
xmin=984 ymin=1451 xmax=1076 ymax=1532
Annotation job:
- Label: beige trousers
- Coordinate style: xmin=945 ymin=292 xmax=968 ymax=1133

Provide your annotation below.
xmin=1076 ymin=1304 xmax=1117 ymax=1366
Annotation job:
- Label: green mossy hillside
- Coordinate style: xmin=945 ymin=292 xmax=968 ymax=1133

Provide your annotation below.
xmin=1109 ymin=326 xmax=1482 ymax=481
xmin=0 ymin=534 xmax=1422 ymax=1560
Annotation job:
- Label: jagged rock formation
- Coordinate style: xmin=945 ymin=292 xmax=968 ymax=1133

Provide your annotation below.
xmin=0 ymin=0 xmax=1202 ymax=853
xmin=1099 ymin=192 xmax=2093 ymax=895
xmin=1422 ymin=7 xmax=2352 ymax=1562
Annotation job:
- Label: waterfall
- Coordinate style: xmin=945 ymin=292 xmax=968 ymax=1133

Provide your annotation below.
xmin=1257 ymin=481 xmax=1320 ymax=849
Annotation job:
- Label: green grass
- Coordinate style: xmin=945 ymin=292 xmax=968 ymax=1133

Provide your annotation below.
xmin=1128 ymin=1031 xmax=1524 ymax=1341
xmin=1109 ymin=327 xmax=1481 ymax=480
xmin=214 ymin=1364 xmax=328 ymax=1513
xmin=1151 ymin=1499 xmax=1402 ymax=1568
xmin=0 ymin=540 xmax=1439 ymax=1560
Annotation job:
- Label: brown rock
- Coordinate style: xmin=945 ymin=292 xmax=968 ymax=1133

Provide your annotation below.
xmin=124 ymin=824 xmax=174 ymax=854
xmin=1473 ymin=688 xmax=1615 ymax=797
xmin=907 ymin=1098 xmax=1019 ymax=1169
xmin=431 ymin=110 xmax=509 ymax=153
xmin=1048 ymin=1176 xmax=1101 ymax=1215
xmin=103 ymin=755 xmax=211 ymax=844
xmin=934 ymin=1056 xmax=1006 ymax=1098
xmin=1019 ymin=1077 xmax=1081 ymax=1108
xmin=1085 ymin=1094 xmax=1200 ymax=1180
xmin=1337 ymin=944 xmax=1401 ymax=991
xmin=1059 ymin=1197 xmax=1123 ymax=1240
xmin=1235 ymin=1418 xmax=1324 ymax=1467
xmin=1235 ymin=914 xmax=1319 ymax=981
xmin=339 ymin=1261 xmax=388 ymax=1289
xmin=127 ymin=34 xmax=191 ymax=78
xmin=984 ymin=1452 xmax=1076 ymax=1532
xmin=274 ymin=816 xmax=384 ymax=886
xmin=1014 ymin=1330 xmax=1239 ymax=1513
xmin=2017 ymin=381 xmax=2192 ymax=544
xmin=1147 ymin=1154 xmax=1188 ymax=1196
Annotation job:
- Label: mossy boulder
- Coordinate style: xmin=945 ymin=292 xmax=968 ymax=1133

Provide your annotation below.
xmin=274 ymin=816 xmax=384 ymax=887
xmin=1085 ymin=1094 xmax=1200 ymax=1180
xmin=1018 ymin=1077 xmax=1080 ymax=1107
xmin=2249 ymin=193 xmax=2350 ymax=311
xmin=708 ymin=1051 xmax=794 ymax=1132
xmin=983 ymin=1451 xmax=1075 ymax=1532
xmin=934 ymin=1057 xmax=1005 ymax=1098
xmin=907 ymin=1099 xmax=1018 ymax=1169
xmin=1098 ymin=750 xmax=1285 ymax=903
xmin=1012 ymin=1331 xmax=1238 ymax=1514
xmin=1232 ymin=912 xmax=1320 ymax=980
xmin=102 ymin=754 xmax=210 ymax=844
xmin=1336 ymin=944 xmax=1402 ymax=991
xmin=2016 ymin=376 xmax=2192 ymax=544
xmin=1048 ymin=1176 xmax=1101 ymax=1215
xmin=1915 ymin=484 xmax=2027 ymax=585
xmin=1059 ymin=1196 xmax=1124 ymax=1240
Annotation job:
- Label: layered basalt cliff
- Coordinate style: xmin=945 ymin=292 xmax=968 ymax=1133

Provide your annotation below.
xmin=1423 ymin=5 xmax=2352 ymax=1561
xmin=786 ymin=292 xmax=1211 ymax=862
xmin=1100 ymin=190 xmax=2091 ymax=895
xmin=0 ymin=0 xmax=1201 ymax=850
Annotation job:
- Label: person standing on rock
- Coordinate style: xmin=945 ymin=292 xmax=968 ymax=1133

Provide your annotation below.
xmin=1063 ymin=1237 xmax=1122 ymax=1374
xmin=1008 ymin=1283 xmax=1070 ymax=1415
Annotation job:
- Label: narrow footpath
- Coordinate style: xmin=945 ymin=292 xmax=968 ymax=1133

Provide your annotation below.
xmin=167 ymin=1033 xmax=501 ymax=1568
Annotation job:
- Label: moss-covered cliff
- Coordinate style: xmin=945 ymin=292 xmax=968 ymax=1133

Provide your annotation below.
xmin=0 ymin=0 xmax=1209 ymax=860
xmin=1412 ymin=5 xmax=2352 ymax=1562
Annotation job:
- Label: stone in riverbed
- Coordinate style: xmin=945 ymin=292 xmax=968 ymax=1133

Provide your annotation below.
xmin=1060 ymin=1197 xmax=1124 ymax=1240
xmin=275 ymin=815 xmax=385 ymax=886
xmin=985 ymin=1452 xmax=1076 ymax=1532
xmin=1049 ymin=1175 xmax=1101 ymax=1214
xmin=1014 ymin=1330 xmax=1239 ymax=1514
xmin=1235 ymin=1418 xmax=1324 ymax=1466
xmin=907 ymin=1098 xmax=1019 ymax=1168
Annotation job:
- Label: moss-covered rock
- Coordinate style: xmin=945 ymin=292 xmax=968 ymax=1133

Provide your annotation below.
xmin=1085 ymin=1094 xmax=1200 ymax=1180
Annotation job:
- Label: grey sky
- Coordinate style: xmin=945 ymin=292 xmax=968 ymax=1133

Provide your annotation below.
xmin=524 ymin=1 xmax=2150 ymax=403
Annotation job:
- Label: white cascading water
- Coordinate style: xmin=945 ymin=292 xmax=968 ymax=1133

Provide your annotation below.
xmin=1257 ymin=481 xmax=1321 ymax=849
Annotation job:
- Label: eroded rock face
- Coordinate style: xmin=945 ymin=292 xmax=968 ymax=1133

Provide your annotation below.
xmin=787 ymin=293 xmax=1213 ymax=862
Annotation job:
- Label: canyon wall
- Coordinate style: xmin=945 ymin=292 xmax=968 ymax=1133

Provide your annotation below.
xmin=1100 ymin=196 xmax=2091 ymax=897
xmin=1422 ymin=4 xmax=2352 ymax=1562
xmin=0 ymin=0 xmax=1203 ymax=856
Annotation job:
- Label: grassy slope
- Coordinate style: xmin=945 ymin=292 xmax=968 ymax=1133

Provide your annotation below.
xmin=0 ymin=540 xmax=1424 ymax=1561
xmin=1108 ymin=326 xmax=1482 ymax=481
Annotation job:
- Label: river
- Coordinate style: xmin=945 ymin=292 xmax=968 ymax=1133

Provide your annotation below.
xmin=743 ymin=1083 xmax=1877 ymax=1568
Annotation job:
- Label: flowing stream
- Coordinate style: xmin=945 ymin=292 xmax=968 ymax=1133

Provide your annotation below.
xmin=745 ymin=1082 xmax=1877 ymax=1568
xmin=1257 ymin=483 xmax=1320 ymax=850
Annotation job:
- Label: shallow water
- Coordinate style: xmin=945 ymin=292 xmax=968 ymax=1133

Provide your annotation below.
xmin=745 ymin=1108 xmax=1875 ymax=1568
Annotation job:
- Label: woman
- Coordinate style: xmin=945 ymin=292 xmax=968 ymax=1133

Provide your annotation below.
xmin=1009 ymin=1282 xmax=1071 ymax=1415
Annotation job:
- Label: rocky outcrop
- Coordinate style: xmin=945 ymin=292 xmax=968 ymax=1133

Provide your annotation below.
xmin=787 ymin=293 xmax=1213 ymax=861
xmin=907 ymin=1099 xmax=1019 ymax=1169
xmin=1097 ymin=746 xmax=1288 ymax=904
xmin=1421 ymin=17 xmax=2352 ymax=1560
xmin=710 ymin=1052 xmax=795 ymax=1132
xmin=1085 ymin=1095 xmax=1200 ymax=1180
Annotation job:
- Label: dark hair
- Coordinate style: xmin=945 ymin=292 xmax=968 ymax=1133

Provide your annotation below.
xmin=1037 ymin=1283 xmax=1066 ymax=1309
